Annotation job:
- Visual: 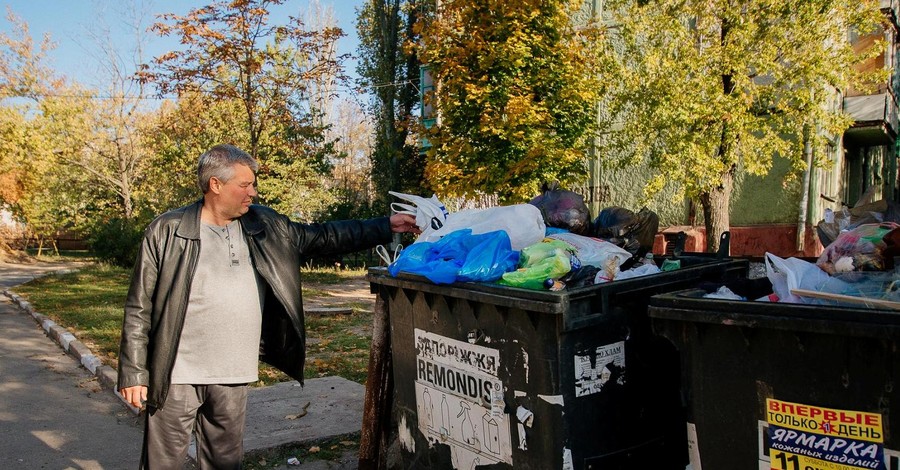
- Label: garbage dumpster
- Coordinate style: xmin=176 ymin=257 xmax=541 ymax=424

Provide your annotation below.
xmin=366 ymin=254 xmax=748 ymax=470
xmin=649 ymin=286 xmax=900 ymax=470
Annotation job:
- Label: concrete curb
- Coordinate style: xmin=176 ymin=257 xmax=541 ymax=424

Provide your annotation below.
xmin=2 ymin=269 xmax=142 ymax=415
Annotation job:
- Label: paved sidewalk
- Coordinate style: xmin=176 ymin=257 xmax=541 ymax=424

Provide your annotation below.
xmin=1 ymin=261 xmax=365 ymax=470
xmin=0 ymin=261 xmax=144 ymax=469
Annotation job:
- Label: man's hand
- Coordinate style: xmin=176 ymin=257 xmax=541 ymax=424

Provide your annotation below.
xmin=390 ymin=213 xmax=421 ymax=234
xmin=120 ymin=385 xmax=148 ymax=409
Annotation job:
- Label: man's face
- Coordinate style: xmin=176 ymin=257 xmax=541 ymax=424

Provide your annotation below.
xmin=212 ymin=164 xmax=257 ymax=219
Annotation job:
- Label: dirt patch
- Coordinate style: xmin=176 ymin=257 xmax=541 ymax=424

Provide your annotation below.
xmin=302 ymin=277 xmax=374 ymax=312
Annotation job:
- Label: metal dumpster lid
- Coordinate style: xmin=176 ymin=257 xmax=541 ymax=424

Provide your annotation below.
xmin=648 ymin=288 xmax=900 ymax=338
xmin=366 ymin=256 xmax=746 ymax=315
xmin=367 ymin=267 xmax=571 ymax=314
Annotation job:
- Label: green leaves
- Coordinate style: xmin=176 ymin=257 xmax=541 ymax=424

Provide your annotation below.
xmin=598 ymin=0 xmax=883 ymax=201
xmin=593 ymin=0 xmax=883 ymax=249
xmin=420 ymin=0 xmax=604 ymax=203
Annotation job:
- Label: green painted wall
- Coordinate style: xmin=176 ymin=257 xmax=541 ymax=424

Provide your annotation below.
xmin=594 ymin=153 xmax=814 ymax=227
xmin=594 ymin=156 xmax=802 ymax=227
xmin=595 ymin=160 xmax=688 ymax=226
xmin=730 ymin=157 xmax=802 ymax=225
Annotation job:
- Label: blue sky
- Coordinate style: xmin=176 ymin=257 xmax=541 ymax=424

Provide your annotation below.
xmin=2 ymin=0 xmax=365 ymax=95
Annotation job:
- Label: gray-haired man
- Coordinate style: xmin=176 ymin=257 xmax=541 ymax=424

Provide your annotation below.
xmin=117 ymin=144 xmax=418 ymax=469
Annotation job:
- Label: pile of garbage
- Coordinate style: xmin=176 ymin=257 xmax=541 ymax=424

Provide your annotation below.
xmin=385 ymin=184 xmax=665 ymax=291
xmin=707 ymin=195 xmax=900 ymax=309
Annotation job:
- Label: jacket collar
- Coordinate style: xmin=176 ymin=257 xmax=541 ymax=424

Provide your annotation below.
xmin=175 ymin=198 xmax=266 ymax=239
xmin=175 ymin=199 xmax=204 ymax=240
xmin=240 ymin=205 xmax=265 ymax=235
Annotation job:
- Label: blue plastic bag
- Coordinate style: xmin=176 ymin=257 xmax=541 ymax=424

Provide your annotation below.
xmin=388 ymin=229 xmax=519 ymax=284
xmin=457 ymin=230 xmax=520 ymax=282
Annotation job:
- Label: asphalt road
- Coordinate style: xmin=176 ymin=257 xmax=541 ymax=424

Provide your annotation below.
xmin=0 ymin=261 xmax=145 ymax=469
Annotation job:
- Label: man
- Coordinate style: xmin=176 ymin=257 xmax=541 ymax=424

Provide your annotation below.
xmin=117 ymin=144 xmax=419 ymax=469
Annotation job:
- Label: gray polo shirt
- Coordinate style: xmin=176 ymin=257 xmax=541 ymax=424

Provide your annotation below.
xmin=170 ymin=219 xmax=264 ymax=384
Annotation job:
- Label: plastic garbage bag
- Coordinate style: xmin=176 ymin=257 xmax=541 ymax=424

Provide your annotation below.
xmin=550 ymin=265 xmax=602 ymax=290
xmin=389 ymin=229 xmax=518 ymax=284
xmin=613 ymin=263 xmax=661 ymax=281
xmin=529 ymin=182 xmax=591 ymax=235
xmin=388 ymin=237 xmax=459 ymax=284
xmin=591 ymin=206 xmax=660 ymax=256
xmin=703 ymin=286 xmax=745 ymax=301
xmin=457 ymin=231 xmax=520 ymax=283
xmin=499 ymin=239 xmax=576 ymax=290
xmin=389 ymin=191 xmax=450 ymax=235
xmin=814 ymin=187 xmax=900 ymax=248
xmin=416 ymin=204 xmax=546 ymax=251
xmin=765 ymin=252 xmax=850 ymax=304
xmin=546 ymin=232 xmax=632 ymax=269
xmin=816 ymin=222 xmax=900 ymax=274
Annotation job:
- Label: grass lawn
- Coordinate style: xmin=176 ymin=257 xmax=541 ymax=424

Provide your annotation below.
xmin=13 ymin=263 xmax=376 ymax=386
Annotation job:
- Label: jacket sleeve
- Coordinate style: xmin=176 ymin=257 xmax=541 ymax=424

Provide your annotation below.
xmin=116 ymin=227 xmax=159 ymax=390
xmin=288 ymin=216 xmax=393 ymax=256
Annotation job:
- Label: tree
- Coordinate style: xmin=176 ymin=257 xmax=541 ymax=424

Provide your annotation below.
xmin=143 ymin=0 xmax=346 ymax=219
xmin=322 ymin=98 xmax=382 ymax=220
xmin=357 ymin=0 xmax=425 ymax=212
xmin=142 ymin=0 xmax=344 ymax=160
xmin=69 ymin=3 xmax=156 ymax=222
xmin=417 ymin=0 xmax=605 ymax=203
xmin=596 ymin=0 xmax=885 ymax=251
xmin=0 ymin=10 xmax=93 ymax=254
xmin=142 ymin=92 xmax=247 ymax=213
xmin=0 ymin=6 xmax=165 ymax=263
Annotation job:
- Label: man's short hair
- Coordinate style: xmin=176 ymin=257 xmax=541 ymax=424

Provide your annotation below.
xmin=197 ymin=144 xmax=259 ymax=193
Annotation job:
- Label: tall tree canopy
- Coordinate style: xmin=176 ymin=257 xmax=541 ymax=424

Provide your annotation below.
xmin=418 ymin=0 xmax=605 ymax=203
xmin=141 ymin=0 xmax=345 ymax=219
xmin=597 ymin=0 xmax=885 ymax=251
xmin=0 ymin=12 xmax=99 ymax=253
xmin=356 ymin=0 xmax=425 ymax=212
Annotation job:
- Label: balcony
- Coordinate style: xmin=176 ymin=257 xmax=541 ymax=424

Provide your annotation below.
xmin=843 ymin=93 xmax=899 ymax=145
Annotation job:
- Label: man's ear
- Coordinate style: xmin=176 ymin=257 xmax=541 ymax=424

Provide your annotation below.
xmin=208 ymin=176 xmax=222 ymax=195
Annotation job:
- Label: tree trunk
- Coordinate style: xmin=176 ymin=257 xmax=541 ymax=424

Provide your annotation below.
xmin=699 ymin=16 xmax=736 ymax=254
xmin=699 ymin=169 xmax=733 ymax=254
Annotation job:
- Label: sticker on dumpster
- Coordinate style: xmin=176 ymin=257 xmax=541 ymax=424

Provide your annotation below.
xmin=414 ymin=329 xmax=513 ymax=469
xmin=764 ymin=398 xmax=885 ymax=470
xmin=573 ymin=341 xmax=626 ymax=397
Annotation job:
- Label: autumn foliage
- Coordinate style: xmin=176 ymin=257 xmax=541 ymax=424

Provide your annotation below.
xmin=418 ymin=0 xmax=605 ymax=203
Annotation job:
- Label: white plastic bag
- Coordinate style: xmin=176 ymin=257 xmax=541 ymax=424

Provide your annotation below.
xmin=416 ymin=204 xmax=546 ymax=251
xmin=613 ymin=263 xmax=660 ymax=281
xmin=703 ymin=286 xmax=745 ymax=301
xmin=388 ymin=191 xmax=450 ymax=233
xmin=546 ymin=232 xmax=632 ymax=269
xmin=764 ymin=252 xmax=849 ymax=304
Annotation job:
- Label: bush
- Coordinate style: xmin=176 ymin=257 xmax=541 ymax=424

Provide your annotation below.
xmin=86 ymin=218 xmax=144 ymax=267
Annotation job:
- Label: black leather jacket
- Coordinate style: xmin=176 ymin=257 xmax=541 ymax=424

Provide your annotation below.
xmin=117 ymin=200 xmax=391 ymax=409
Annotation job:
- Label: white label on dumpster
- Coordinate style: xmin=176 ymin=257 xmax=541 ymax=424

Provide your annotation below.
xmin=573 ymin=341 xmax=626 ymax=397
xmin=414 ymin=329 xmax=513 ymax=469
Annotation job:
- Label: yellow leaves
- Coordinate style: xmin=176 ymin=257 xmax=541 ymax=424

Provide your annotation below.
xmin=421 ymin=0 xmax=600 ymax=199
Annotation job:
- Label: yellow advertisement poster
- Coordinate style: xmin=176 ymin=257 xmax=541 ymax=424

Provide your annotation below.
xmin=766 ymin=398 xmax=884 ymax=470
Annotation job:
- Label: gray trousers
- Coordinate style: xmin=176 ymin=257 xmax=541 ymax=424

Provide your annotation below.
xmin=142 ymin=384 xmax=249 ymax=470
